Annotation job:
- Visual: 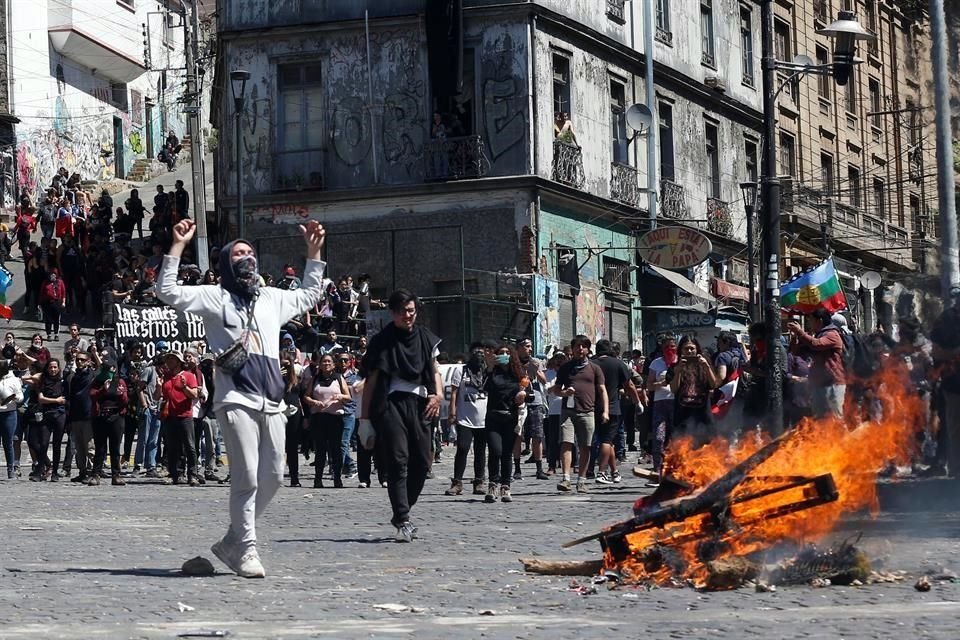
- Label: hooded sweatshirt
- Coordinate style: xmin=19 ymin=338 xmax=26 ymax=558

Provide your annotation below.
xmin=156 ymin=239 xmax=325 ymax=414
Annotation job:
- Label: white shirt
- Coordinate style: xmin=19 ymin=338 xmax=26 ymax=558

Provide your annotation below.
xmin=649 ymin=357 xmax=675 ymax=402
xmin=0 ymin=371 xmax=24 ymax=412
xmin=545 ymin=369 xmax=563 ymax=416
xmin=450 ymin=365 xmax=486 ymax=429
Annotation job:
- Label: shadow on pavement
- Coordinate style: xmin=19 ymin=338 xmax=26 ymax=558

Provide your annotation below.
xmin=7 ymin=567 xmax=202 ymax=578
xmin=273 ymin=537 xmax=396 ymax=544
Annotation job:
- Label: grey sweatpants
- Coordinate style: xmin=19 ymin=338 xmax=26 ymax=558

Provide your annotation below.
xmin=218 ymin=405 xmax=286 ymax=548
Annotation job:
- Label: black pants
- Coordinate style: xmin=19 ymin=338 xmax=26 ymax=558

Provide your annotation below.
xmin=285 ymin=414 xmax=303 ymax=481
xmin=93 ymin=413 xmax=124 ymax=475
xmin=47 ymin=412 xmax=67 ymax=473
xmin=453 ymin=424 xmax=486 ymax=482
xmin=310 ymin=412 xmax=344 ymax=485
xmin=123 ymin=414 xmax=138 ymax=463
xmin=545 ymin=414 xmax=561 ymax=470
xmin=41 ymin=301 xmax=62 ymax=336
xmin=485 ymin=411 xmax=517 ymax=487
xmin=164 ymin=416 xmax=197 ymax=480
xmin=357 ymin=442 xmax=384 ymax=486
xmin=375 ymin=392 xmax=431 ymax=527
xmin=27 ymin=414 xmax=53 ymax=472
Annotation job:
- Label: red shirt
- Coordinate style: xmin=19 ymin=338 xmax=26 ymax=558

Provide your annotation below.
xmin=161 ymin=370 xmax=198 ymax=418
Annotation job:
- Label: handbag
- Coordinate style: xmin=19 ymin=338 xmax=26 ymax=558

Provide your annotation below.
xmin=215 ymin=298 xmax=258 ymax=375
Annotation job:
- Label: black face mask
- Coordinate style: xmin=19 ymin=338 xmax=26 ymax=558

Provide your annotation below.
xmin=467 ymin=351 xmax=485 ymax=373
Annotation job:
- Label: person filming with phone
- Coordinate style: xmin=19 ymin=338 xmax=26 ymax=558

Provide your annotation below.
xmin=668 ymin=335 xmax=720 ymax=446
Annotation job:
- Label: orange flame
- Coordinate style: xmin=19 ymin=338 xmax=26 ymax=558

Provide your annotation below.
xmin=608 ymin=359 xmax=926 ymax=587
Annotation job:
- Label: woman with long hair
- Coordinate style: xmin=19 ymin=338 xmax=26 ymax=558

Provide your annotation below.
xmin=280 ymin=354 xmax=304 ymax=487
xmin=482 ymin=344 xmax=527 ymax=503
xmin=28 ymin=358 xmax=67 ymax=481
xmin=302 ymin=353 xmax=351 ymax=488
xmin=668 ymin=335 xmax=720 ymax=445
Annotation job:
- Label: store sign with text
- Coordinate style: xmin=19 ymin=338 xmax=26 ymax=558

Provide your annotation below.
xmin=637 ymin=226 xmax=712 ymax=270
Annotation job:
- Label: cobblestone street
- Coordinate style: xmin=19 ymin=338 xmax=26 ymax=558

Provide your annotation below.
xmin=3 ymin=455 xmax=960 ymax=639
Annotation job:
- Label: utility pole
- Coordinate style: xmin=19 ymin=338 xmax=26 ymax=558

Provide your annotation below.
xmin=760 ymin=0 xmax=784 ymax=436
xmin=641 ymin=0 xmax=657 ymax=228
xmin=182 ymin=0 xmax=208 ymax=271
xmin=930 ymin=0 xmax=959 ymax=299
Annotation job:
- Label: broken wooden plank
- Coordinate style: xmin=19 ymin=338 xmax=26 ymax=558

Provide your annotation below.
xmin=519 ymin=558 xmax=604 ymax=576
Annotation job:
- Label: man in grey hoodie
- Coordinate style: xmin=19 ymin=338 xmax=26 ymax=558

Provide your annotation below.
xmin=157 ymin=218 xmax=326 ymax=578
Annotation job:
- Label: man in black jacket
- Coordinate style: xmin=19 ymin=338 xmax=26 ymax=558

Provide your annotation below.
xmin=359 ymin=289 xmax=442 ymax=542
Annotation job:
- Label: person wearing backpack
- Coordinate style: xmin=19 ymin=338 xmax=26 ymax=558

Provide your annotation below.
xmin=787 ymin=308 xmax=846 ymax=420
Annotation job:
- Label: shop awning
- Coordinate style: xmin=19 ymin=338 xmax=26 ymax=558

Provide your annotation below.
xmin=645 ymin=264 xmax=716 ymax=303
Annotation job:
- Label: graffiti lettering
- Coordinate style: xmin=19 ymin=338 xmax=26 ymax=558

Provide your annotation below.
xmin=251 ymin=203 xmax=312 ymax=225
xmin=480 ymin=34 xmax=526 ymax=162
xmin=332 ymin=96 xmax=371 ymax=166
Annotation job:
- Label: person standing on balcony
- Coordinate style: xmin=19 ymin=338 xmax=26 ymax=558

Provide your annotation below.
xmin=554 ymin=112 xmax=577 ymax=145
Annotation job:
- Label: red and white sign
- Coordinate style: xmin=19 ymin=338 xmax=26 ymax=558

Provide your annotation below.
xmin=711 ymin=278 xmax=752 ymax=302
xmin=637 ymin=226 xmax=712 ymax=270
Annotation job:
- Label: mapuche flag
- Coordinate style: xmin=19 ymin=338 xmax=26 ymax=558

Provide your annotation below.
xmin=780 ymin=257 xmax=847 ymax=314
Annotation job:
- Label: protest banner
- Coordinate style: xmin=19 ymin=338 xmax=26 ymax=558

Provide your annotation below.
xmin=112 ymin=303 xmax=206 ymax=358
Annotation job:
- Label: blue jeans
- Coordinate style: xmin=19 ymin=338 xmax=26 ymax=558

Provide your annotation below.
xmin=0 ymin=410 xmax=16 ymax=469
xmin=138 ymin=408 xmax=162 ymax=469
xmin=341 ymin=413 xmax=356 ymax=472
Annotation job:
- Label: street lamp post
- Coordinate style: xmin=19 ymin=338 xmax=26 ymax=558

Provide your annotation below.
xmin=740 ymin=182 xmax=759 ymax=322
xmin=759 ymin=7 xmax=874 ymax=436
xmin=230 ymin=69 xmax=250 ymax=239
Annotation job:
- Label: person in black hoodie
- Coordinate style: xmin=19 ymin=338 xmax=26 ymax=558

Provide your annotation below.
xmin=66 ymin=351 xmax=96 ymax=482
xmin=482 ymin=344 xmax=526 ymax=503
xmin=359 ymin=289 xmax=442 ymax=542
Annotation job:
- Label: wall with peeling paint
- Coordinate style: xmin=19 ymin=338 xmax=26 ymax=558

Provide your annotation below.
xmin=532 ymin=29 xmax=636 ymax=198
xmin=221 ymin=18 xmax=532 ymax=197
xmin=658 ymin=87 xmax=752 ymax=242
xmin=639 ymin=0 xmax=762 ymax=113
xmin=9 ymin=1 xmax=189 ymax=199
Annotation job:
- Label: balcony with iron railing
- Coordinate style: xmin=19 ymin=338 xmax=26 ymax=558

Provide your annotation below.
xmin=706 ymin=197 xmax=733 ymax=237
xmin=660 ymin=179 xmax=687 ymax=220
xmin=273 ymin=148 xmax=324 ymax=192
xmin=552 ymin=140 xmax=585 ymax=189
xmin=606 ymin=0 xmax=626 ymax=23
xmin=610 ymin=163 xmax=641 ymax=206
xmin=425 ymin=135 xmax=491 ymax=182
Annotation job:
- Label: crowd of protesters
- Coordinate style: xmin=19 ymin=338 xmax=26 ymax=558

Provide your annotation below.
xmin=4 ymin=163 xmax=960 ymax=504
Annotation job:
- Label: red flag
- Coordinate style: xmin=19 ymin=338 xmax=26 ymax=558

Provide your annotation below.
xmin=0 ymin=305 xmax=13 ymax=320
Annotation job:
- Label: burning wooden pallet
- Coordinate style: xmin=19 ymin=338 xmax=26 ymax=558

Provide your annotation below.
xmin=556 ymin=430 xmax=843 ymax=588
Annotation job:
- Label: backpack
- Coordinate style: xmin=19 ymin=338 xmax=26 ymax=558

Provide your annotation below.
xmin=838 ymin=329 xmax=855 ymax=371
xmin=849 ymin=332 xmax=881 ymax=379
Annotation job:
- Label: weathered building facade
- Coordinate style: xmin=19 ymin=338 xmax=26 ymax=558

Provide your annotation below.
xmin=773 ymin=0 xmax=938 ymax=330
xmin=214 ymin=0 xmax=766 ymax=352
xmin=0 ymin=0 xmax=194 ymax=208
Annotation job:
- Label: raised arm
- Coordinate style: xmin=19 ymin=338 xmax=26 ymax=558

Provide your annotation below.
xmin=156 ymin=220 xmax=222 ymax=315
xmin=275 ymin=221 xmax=328 ymax=322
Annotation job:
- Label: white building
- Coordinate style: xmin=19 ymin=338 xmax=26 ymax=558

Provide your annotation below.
xmin=0 ymin=0 xmax=195 ymax=206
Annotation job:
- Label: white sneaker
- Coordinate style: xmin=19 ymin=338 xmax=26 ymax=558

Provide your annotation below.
xmin=595 ymin=471 xmax=613 ymax=485
xmin=612 ymin=470 xmax=622 ymax=484
xmin=211 ymin=538 xmax=265 ymax=578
